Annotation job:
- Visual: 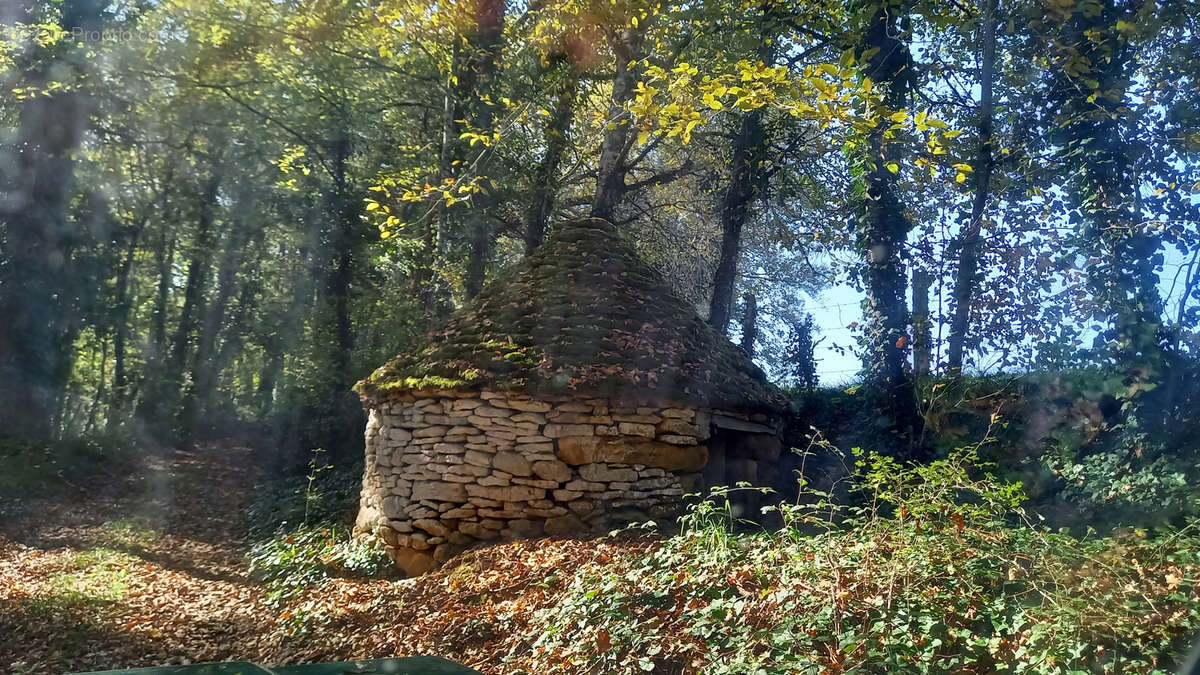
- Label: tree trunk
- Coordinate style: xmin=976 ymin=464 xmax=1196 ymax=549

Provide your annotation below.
xmin=259 ymin=203 xmax=318 ymax=418
xmin=327 ymin=133 xmax=356 ymax=393
xmin=184 ymin=198 xmax=255 ymax=432
xmin=740 ymin=292 xmax=759 ymax=358
xmin=413 ymin=63 xmax=458 ymax=309
xmin=708 ymin=108 xmax=767 ymax=333
xmin=946 ymin=0 xmax=997 ymax=374
xmin=590 ymin=26 xmax=645 ymax=221
xmin=169 ymin=165 xmax=223 ymax=393
xmin=135 ymin=201 xmax=176 ymax=426
xmin=911 ymin=268 xmax=932 ymax=377
xmin=525 ymin=68 xmax=579 ymax=253
xmin=0 ymin=4 xmax=98 ymax=439
xmin=460 ymin=0 xmax=506 ymax=298
xmin=858 ymin=1 xmax=922 ymax=453
xmin=108 ymin=222 xmax=141 ymax=430
xmin=708 ymin=6 xmax=774 ymax=334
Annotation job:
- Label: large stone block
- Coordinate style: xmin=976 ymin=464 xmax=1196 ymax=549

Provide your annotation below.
xmin=562 ymin=480 xmax=606 ymax=492
xmin=380 ymin=496 xmax=408 ymax=518
xmin=531 ymin=458 xmax=573 ymax=482
xmin=658 ymin=418 xmax=708 ymax=439
xmin=543 ymin=423 xmax=595 ymax=438
xmin=473 ymin=405 xmax=510 ymax=418
xmin=618 ymin=422 xmax=656 ymax=437
xmin=391 ymin=546 xmax=437 ymax=577
xmin=413 ymin=425 xmax=449 ymax=438
xmin=465 ymin=484 xmax=546 ymax=502
xmin=411 ymin=481 xmax=467 ymax=502
xmin=548 ymin=412 xmax=614 ymax=424
xmin=579 ymin=463 xmax=638 ymax=482
xmin=493 ymin=451 xmax=533 ymax=477
xmin=413 ymin=518 xmax=450 ymax=537
xmin=557 ymin=436 xmax=708 ymax=471
xmin=504 ymin=399 xmax=553 ymax=412
xmin=554 ymin=402 xmax=593 ymax=413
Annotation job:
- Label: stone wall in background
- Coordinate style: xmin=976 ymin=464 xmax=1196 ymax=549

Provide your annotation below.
xmin=354 ymin=390 xmax=778 ymax=576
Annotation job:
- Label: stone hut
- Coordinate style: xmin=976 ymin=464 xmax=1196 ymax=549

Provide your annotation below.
xmin=353 ymin=219 xmax=790 ymax=576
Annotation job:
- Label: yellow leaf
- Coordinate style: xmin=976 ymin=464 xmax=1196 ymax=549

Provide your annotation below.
xmin=952 ymin=163 xmax=974 ymax=173
xmin=956 ymin=172 xmax=967 ymax=183
xmin=886 ymin=162 xmax=900 ymax=174
xmin=365 ymin=201 xmax=380 ymax=211
xmin=889 ymin=111 xmax=908 ymax=123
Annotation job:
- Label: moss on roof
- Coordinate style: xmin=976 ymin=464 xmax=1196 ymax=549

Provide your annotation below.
xmin=356 ymin=218 xmax=788 ymax=412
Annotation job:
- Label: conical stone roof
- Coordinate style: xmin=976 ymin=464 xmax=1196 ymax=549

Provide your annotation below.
xmin=356 ymin=219 xmax=788 ymax=413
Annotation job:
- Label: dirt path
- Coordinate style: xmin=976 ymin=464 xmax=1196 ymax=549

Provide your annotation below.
xmin=0 ymin=442 xmax=653 ymax=675
xmin=0 ymin=442 xmax=281 ymax=674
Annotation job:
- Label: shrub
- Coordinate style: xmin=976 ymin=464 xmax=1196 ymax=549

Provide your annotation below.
xmin=520 ymin=447 xmax=1200 ymax=674
xmin=244 ymin=448 xmax=364 ymax=539
xmin=0 ymin=432 xmax=141 ymax=499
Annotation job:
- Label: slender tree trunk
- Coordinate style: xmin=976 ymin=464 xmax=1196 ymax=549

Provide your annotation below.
xmin=327 ymin=133 xmax=356 ymax=393
xmin=259 ymin=204 xmax=317 ymax=418
xmin=413 ymin=68 xmax=456 ymax=309
xmin=740 ymin=292 xmax=759 ymax=358
xmin=169 ymin=165 xmax=223 ymax=390
xmin=151 ymin=211 xmax=175 ymax=352
xmin=184 ymin=199 xmax=254 ymax=432
xmin=709 ymin=108 xmax=767 ymax=333
xmin=911 ymin=268 xmax=932 ymax=377
xmin=946 ymin=0 xmax=997 ymax=374
xmin=858 ymin=1 xmax=922 ymax=453
xmin=135 ymin=201 xmax=176 ymax=425
xmin=85 ymin=337 xmax=110 ymax=435
xmin=525 ymin=68 xmax=579 ymax=253
xmin=461 ymin=0 xmax=506 ymax=298
xmin=590 ymin=26 xmax=646 ymax=221
xmin=708 ymin=6 xmax=774 ymax=333
xmin=108 ymin=223 xmax=141 ymax=430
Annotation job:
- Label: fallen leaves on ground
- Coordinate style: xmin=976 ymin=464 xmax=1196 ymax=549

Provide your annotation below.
xmin=0 ymin=442 xmax=648 ymax=674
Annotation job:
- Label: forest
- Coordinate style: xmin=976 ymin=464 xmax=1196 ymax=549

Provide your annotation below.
xmin=2 ymin=0 xmax=1200 ymax=673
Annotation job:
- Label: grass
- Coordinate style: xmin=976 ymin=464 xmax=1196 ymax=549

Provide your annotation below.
xmin=14 ymin=547 xmax=142 ymax=661
xmin=96 ymin=518 xmax=159 ymax=552
xmin=51 ymin=547 xmax=138 ymax=602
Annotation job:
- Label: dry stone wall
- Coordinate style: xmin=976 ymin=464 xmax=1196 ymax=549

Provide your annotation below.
xmin=355 ymin=389 xmax=775 ymax=576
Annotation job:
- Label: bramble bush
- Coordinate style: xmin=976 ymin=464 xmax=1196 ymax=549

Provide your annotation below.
xmin=519 ymin=446 xmax=1200 ymax=674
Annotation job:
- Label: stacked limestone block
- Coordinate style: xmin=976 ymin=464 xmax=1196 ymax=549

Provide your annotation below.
xmin=354 ymin=389 xmax=769 ymax=576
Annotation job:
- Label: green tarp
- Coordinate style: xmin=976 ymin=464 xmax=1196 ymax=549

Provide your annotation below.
xmin=69 ymin=656 xmax=480 ymax=675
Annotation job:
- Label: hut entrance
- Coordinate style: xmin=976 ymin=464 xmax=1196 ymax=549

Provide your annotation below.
xmin=701 ymin=414 xmax=782 ymax=521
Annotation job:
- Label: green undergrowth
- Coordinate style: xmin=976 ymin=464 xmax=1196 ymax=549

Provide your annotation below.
xmin=0 ymin=432 xmax=141 ymax=500
xmin=521 ymin=447 xmax=1200 ymax=674
xmin=244 ymin=449 xmax=393 ymax=634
